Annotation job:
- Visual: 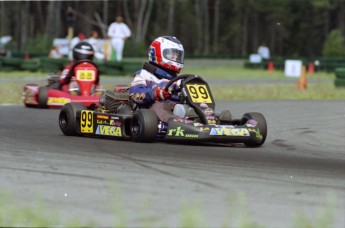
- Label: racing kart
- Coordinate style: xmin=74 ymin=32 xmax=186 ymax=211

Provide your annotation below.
xmin=23 ymin=60 xmax=103 ymax=108
xmin=58 ymin=74 xmax=267 ymax=147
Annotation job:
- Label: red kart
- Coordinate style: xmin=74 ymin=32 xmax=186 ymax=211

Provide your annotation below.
xmin=23 ymin=60 xmax=104 ymax=109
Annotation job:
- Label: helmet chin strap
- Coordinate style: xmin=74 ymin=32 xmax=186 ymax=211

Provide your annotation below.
xmin=143 ymin=62 xmax=177 ymax=80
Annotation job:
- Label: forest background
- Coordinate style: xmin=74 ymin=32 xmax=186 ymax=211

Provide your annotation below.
xmin=1 ymin=0 xmax=345 ymax=58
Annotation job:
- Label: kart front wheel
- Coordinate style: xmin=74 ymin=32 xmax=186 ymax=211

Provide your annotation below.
xmin=59 ymin=102 xmax=86 ymax=136
xmin=130 ymin=109 xmax=158 ymax=143
xmin=241 ymin=112 xmax=267 ymax=147
xmin=38 ymin=86 xmax=49 ymax=108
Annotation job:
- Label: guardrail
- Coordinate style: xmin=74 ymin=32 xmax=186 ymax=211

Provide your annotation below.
xmin=0 ymin=56 xmax=142 ymax=76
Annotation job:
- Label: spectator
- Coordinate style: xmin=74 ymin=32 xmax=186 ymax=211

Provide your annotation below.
xmin=48 ymin=45 xmax=62 ymax=59
xmin=107 ymin=15 xmax=131 ymax=62
xmin=258 ymin=42 xmax=270 ymax=61
xmin=87 ymin=29 xmax=105 ymax=60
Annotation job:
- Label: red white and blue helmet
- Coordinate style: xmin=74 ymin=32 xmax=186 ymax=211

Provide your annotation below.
xmin=148 ymin=36 xmax=184 ymax=73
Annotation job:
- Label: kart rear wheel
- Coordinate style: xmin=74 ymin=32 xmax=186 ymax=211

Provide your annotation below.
xmin=130 ymin=109 xmax=158 ymax=143
xmin=38 ymin=86 xmax=49 ymax=108
xmin=59 ymin=102 xmax=86 ymax=136
xmin=241 ymin=112 xmax=267 ymax=147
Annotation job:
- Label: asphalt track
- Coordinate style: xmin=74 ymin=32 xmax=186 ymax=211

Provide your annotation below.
xmin=1 ymin=101 xmax=345 ymax=227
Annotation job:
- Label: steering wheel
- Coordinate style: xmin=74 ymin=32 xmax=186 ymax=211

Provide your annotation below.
xmin=163 ymin=74 xmax=197 ymax=93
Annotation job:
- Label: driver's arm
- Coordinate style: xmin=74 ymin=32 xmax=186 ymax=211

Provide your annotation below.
xmin=129 ymin=74 xmax=157 ymax=105
xmin=59 ymin=63 xmax=74 ymax=85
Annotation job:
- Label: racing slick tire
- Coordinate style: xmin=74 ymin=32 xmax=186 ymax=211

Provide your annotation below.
xmin=37 ymin=86 xmax=49 ymax=108
xmin=241 ymin=112 xmax=267 ymax=147
xmin=130 ymin=109 xmax=158 ymax=143
xmin=59 ymin=102 xmax=86 ymax=136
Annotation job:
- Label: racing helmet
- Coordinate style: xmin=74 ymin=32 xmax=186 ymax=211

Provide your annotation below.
xmin=148 ymin=36 xmax=184 ymax=73
xmin=73 ymin=41 xmax=94 ymax=61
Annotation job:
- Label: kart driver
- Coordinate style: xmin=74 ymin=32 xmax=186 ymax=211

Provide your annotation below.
xmin=129 ymin=36 xmax=184 ymax=123
xmin=59 ymin=41 xmax=101 ymax=94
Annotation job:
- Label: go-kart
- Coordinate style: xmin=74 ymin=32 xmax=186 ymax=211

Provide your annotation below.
xmin=23 ymin=60 xmax=103 ymax=108
xmin=58 ymin=74 xmax=267 ymax=147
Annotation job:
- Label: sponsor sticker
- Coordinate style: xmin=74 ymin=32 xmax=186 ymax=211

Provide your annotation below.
xmin=199 ymin=127 xmax=210 ymax=131
xmin=167 ymin=126 xmax=185 ymax=137
xmin=97 ymin=119 xmax=109 ymax=125
xmin=210 ymin=127 xmax=250 ymax=136
xmin=246 ymin=119 xmax=258 ymax=127
xmin=96 ymin=125 xmax=122 ymax=137
xmin=47 ymin=97 xmax=71 ymax=104
xmin=110 ymin=119 xmax=122 ymax=126
xmin=97 ymin=114 xmax=109 ymax=120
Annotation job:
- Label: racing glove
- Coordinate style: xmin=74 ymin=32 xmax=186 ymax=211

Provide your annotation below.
xmin=154 ymin=88 xmax=171 ymax=101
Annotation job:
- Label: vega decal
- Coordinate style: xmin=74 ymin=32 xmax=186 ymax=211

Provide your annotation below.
xmin=210 ymin=128 xmax=250 ymax=136
xmin=47 ymin=97 xmax=71 ymax=104
xmin=96 ymin=125 xmax=122 ymax=137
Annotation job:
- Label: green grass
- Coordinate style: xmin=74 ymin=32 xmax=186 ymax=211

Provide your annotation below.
xmin=183 ymin=64 xmax=335 ymax=80
xmin=0 ymin=191 xmax=336 ymax=227
xmin=211 ymin=83 xmax=345 ymax=100
xmin=0 ymin=71 xmax=48 ymax=78
xmin=1 ymin=63 xmax=344 ymax=104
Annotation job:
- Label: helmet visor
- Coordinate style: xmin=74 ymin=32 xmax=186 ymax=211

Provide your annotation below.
xmin=163 ymin=48 xmax=184 ymax=63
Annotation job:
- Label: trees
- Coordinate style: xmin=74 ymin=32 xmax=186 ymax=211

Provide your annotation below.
xmin=0 ymin=0 xmax=344 ymax=57
xmin=322 ymin=29 xmax=345 ymax=56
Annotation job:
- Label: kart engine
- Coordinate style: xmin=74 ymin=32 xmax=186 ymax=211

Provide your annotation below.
xmin=99 ymin=90 xmax=130 ymax=113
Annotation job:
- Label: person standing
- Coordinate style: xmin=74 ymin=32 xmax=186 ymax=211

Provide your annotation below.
xmin=257 ymin=42 xmax=270 ymax=61
xmin=87 ymin=29 xmax=105 ymax=60
xmin=107 ymin=16 xmax=131 ymax=62
xmin=49 ymin=45 xmax=62 ymax=59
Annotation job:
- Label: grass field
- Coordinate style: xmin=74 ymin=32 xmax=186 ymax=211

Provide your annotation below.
xmin=1 ymin=62 xmax=344 ymax=104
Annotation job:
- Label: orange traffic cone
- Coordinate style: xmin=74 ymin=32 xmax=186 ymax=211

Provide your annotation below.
xmin=267 ymin=60 xmax=274 ymax=72
xmin=297 ymin=65 xmax=307 ymax=90
xmin=308 ymin=62 xmax=314 ymax=73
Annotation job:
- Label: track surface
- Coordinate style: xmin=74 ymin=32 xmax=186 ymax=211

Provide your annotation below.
xmin=1 ymin=101 xmax=345 ymax=227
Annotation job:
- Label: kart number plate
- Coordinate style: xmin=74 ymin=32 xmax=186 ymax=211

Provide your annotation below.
xmin=80 ymin=110 xmax=93 ymax=133
xmin=186 ymin=84 xmax=212 ymax=103
xmin=76 ymin=70 xmax=95 ymax=81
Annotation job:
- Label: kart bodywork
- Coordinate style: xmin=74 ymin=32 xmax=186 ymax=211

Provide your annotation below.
xmin=23 ymin=60 xmax=103 ymax=108
xmin=59 ymin=74 xmax=267 ymax=147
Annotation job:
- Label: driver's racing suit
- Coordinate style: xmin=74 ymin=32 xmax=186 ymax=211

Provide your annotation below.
xmin=130 ymin=62 xmax=181 ymax=122
xmin=59 ymin=61 xmax=100 ymax=93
